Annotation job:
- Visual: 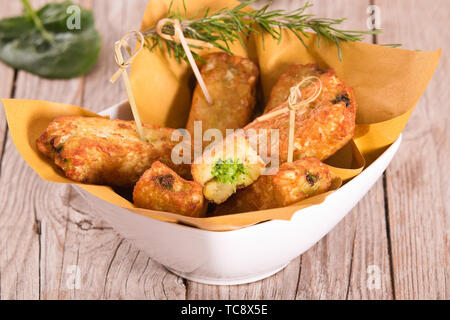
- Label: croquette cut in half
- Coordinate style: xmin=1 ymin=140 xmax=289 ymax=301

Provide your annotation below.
xmin=213 ymin=157 xmax=332 ymax=215
xmin=36 ymin=116 xmax=190 ymax=187
xmin=245 ymin=63 xmax=357 ymax=163
xmin=133 ymin=161 xmax=206 ymax=217
xmin=191 ymin=132 xmax=265 ymax=204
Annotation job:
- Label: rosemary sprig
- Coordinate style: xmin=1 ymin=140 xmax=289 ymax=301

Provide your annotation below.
xmin=143 ymin=0 xmax=385 ymax=61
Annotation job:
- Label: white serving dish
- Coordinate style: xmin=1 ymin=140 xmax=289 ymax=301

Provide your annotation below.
xmin=74 ymin=101 xmax=402 ymax=285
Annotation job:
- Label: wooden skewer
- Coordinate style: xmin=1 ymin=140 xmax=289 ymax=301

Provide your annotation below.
xmin=254 ymin=76 xmax=323 ymax=162
xmin=110 ymin=31 xmax=145 ymax=141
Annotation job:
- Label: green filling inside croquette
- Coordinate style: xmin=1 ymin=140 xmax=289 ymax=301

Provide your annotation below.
xmin=211 ymin=158 xmax=247 ymax=185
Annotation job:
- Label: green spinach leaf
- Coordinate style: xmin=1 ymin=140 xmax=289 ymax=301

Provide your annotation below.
xmin=0 ymin=0 xmax=101 ymax=79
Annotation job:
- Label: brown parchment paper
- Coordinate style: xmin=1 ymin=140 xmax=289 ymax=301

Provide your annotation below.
xmin=1 ymin=0 xmax=441 ymax=231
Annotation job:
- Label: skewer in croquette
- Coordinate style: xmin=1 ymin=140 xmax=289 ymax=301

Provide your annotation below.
xmin=133 ymin=161 xmax=206 ymax=217
xmin=213 ymin=157 xmax=331 ymax=215
xmin=36 ymin=116 xmax=190 ymax=186
xmin=245 ymin=63 xmax=356 ymax=162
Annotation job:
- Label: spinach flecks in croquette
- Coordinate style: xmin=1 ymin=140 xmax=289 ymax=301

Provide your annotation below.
xmin=306 ymin=173 xmax=318 ymax=186
xmin=50 ymin=138 xmax=64 ymax=153
xmin=332 ymin=93 xmax=351 ymax=107
xmin=211 ymin=158 xmax=247 ymax=184
xmin=153 ymin=174 xmax=175 ymax=190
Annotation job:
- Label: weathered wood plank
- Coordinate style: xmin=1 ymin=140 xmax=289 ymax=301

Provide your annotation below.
xmin=377 ymin=0 xmax=449 ymax=300
xmin=0 ymin=0 xmax=43 ymax=300
xmin=187 ymin=0 xmax=393 ymax=300
xmin=295 ymin=180 xmax=393 ymax=300
xmin=0 ymin=1 xmax=21 ymax=174
xmin=1 ymin=50 xmax=84 ymax=301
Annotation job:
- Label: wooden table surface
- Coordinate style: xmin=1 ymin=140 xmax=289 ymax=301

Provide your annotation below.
xmin=0 ymin=0 xmax=448 ymax=300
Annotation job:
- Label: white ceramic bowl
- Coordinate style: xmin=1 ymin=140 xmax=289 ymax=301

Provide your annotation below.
xmin=74 ymin=101 xmax=402 ymax=285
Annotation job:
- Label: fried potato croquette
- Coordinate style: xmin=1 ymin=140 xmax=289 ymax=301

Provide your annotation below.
xmin=191 ymin=132 xmax=265 ymax=204
xmin=36 ymin=116 xmax=190 ymax=186
xmin=213 ymin=157 xmax=331 ymax=215
xmin=186 ymin=52 xmax=258 ymax=137
xmin=133 ymin=161 xmax=206 ymax=217
xmin=245 ymin=64 xmax=356 ymax=162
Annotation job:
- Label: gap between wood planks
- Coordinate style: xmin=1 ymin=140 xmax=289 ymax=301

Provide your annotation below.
xmin=370 ymin=0 xmax=396 ymax=298
xmin=0 ymin=70 xmax=17 ymax=178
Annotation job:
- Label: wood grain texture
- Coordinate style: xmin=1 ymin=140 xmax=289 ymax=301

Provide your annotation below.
xmin=377 ymin=0 xmax=449 ymax=300
xmin=0 ymin=0 xmax=92 ymax=301
xmin=56 ymin=187 xmax=185 ymax=299
xmin=0 ymin=0 xmax=21 ymax=175
xmin=1 ymin=43 xmax=84 ymax=301
xmin=0 ymin=0 xmax=41 ymax=300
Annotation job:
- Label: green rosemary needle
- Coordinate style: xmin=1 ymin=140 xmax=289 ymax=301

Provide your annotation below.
xmin=142 ymin=0 xmax=385 ymax=62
